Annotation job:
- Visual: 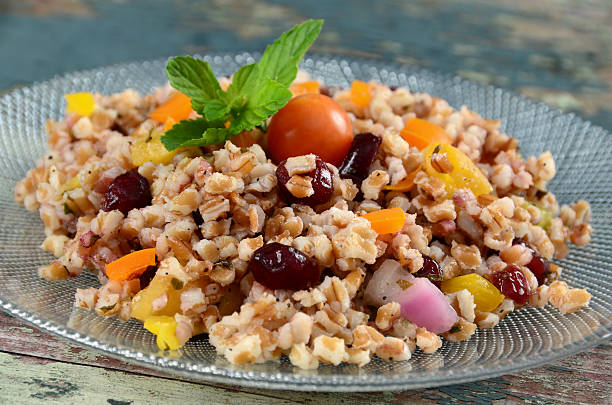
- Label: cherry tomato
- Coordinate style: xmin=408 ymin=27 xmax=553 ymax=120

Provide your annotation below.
xmin=267 ymin=94 xmax=353 ymax=166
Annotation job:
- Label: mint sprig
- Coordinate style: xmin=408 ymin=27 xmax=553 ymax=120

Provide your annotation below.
xmin=166 ymin=56 xmax=223 ymax=112
xmin=258 ymin=19 xmax=325 ymax=87
xmin=161 ymin=19 xmax=323 ymax=151
xmin=162 ymin=119 xmax=227 ymax=150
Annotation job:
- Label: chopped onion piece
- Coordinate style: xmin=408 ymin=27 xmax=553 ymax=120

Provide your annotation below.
xmin=364 ymin=260 xmax=414 ymax=307
xmin=396 ymin=277 xmax=458 ymax=334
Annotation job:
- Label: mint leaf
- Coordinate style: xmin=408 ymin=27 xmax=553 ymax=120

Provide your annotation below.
xmin=223 ymin=63 xmax=260 ymax=109
xmin=224 ymin=63 xmax=293 ymax=134
xmin=258 ymin=20 xmax=323 ymax=86
xmin=181 ymin=128 xmax=230 ymax=146
xmin=228 ymin=77 xmax=291 ymax=134
xmin=203 ymin=100 xmax=230 ymax=121
xmin=166 ymin=56 xmax=222 ymax=112
xmin=161 ymin=118 xmax=223 ymax=150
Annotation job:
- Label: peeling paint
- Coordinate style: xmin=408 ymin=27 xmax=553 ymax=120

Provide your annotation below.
xmin=6 ymin=326 xmax=36 ymax=334
xmin=107 ymin=399 xmax=133 ymax=405
xmin=28 ymin=377 xmax=79 ymax=399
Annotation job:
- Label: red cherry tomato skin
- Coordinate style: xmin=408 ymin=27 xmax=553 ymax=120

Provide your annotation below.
xmin=267 ymin=94 xmax=354 ymax=166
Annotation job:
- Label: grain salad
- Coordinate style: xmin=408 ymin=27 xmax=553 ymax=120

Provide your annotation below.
xmin=14 ymin=21 xmax=593 ymax=369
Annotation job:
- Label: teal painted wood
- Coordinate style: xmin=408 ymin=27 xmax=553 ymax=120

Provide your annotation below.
xmin=1 ymin=310 xmax=610 ymax=403
xmin=1 ymin=0 xmax=611 ymax=131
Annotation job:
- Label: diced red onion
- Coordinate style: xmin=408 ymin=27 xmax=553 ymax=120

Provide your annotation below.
xmin=364 ymin=259 xmax=458 ymax=334
xmin=395 ymin=277 xmax=458 ymax=334
xmin=364 ymin=260 xmax=414 ymax=307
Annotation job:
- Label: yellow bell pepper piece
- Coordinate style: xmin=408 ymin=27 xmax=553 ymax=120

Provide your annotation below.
xmin=65 ymin=92 xmax=95 ymax=117
xmin=57 ymin=175 xmax=81 ymax=195
xmin=441 ymin=273 xmax=504 ymax=312
xmin=423 ymin=143 xmax=493 ymax=198
xmin=144 ymin=315 xmax=182 ymax=351
xmin=131 ymin=132 xmax=181 ymax=166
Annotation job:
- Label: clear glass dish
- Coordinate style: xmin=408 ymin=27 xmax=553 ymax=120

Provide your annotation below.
xmin=0 ymin=54 xmax=610 ymax=392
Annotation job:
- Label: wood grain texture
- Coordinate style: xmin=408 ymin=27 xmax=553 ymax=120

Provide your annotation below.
xmin=1 ymin=310 xmax=610 ymax=404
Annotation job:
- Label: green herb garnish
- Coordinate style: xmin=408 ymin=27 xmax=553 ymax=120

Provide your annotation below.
xmin=214 ymin=259 xmax=233 ymax=269
xmin=425 ymin=274 xmax=443 ymax=282
xmin=161 ymin=19 xmax=323 ymax=151
xmin=523 ymin=201 xmax=553 ymax=230
xmin=99 ymin=304 xmax=117 ymax=313
xmin=396 ymin=279 xmax=413 ymax=290
xmin=170 ymin=278 xmax=184 ymax=290
xmin=64 ymin=202 xmax=76 ymax=216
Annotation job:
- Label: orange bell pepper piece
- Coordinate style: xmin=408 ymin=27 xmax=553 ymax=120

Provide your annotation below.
xmin=105 ymin=248 xmax=156 ymax=281
xmin=150 ymin=92 xmax=193 ymax=123
xmin=384 ymin=167 xmax=421 ymax=192
xmin=350 ymin=80 xmax=371 ymax=108
xmin=361 ymin=208 xmax=406 ymax=234
xmin=400 ymin=118 xmax=452 ymax=150
xmin=290 ymin=81 xmax=320 ymax=97
xmin=163 ymin=117 xmax=176 ymax=131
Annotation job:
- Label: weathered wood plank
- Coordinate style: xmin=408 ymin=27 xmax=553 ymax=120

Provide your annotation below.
xmin=1 ymin=310 xmax=610 ymax=403
xmin=2 ymin=349 xmax=610 ymax=405
xmin=0 ymin=311 xmax=169 ymax=379
xmin=0 ymin=352 xmax=305 ymax=405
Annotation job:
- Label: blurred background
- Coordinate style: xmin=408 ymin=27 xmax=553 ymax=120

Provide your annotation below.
xmin=1 ymin=0 xmax=611 ymax=130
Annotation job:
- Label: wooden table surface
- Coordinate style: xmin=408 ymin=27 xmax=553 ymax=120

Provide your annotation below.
xmin=1 ymin=0 xmax=611 ymax=403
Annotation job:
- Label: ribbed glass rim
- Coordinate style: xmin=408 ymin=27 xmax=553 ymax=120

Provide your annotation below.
xmin=0 ymin=54 xmax=610 ymax=392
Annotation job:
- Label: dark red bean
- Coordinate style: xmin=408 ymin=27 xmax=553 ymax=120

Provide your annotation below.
xmin=489 ymin=264 xmax=531 ymax=305
xmin=512 ymin=238 xmax=551 ymax=285
xmin=101 ymin=171 xmax=151 ymax=214
xmin=338 ymin=132 xmax=382 ymax=186
xmin=276 ymin=155 xmax=333 ymax=207
xmin=248 ymin=242 xmax=321 ymax=290
xmin=415 ymin=255 xmax=443 ymax=288
xmin=139 ymin=266 xmax=157 ymax=290
xmin=526 ymin=254 xmax=550 ymax=286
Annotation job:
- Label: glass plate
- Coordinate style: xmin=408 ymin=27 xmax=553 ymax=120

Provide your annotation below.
xmin=0 ymin=54 xmax=610 ymax=392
